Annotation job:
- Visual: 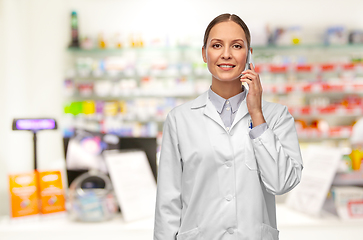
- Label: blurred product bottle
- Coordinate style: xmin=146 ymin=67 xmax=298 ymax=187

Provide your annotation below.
xmin=70 ymin=11 xmax=80 ymax=48
xmin=350 ymin=117 xmax=363 ymax=170
xmin=114 ymin=33 xmax=123 ymax=48
xmin=98 ymin=33 xmax=107 ymax=49
xmin=137 ymin=34 xmax=144 ymax=47
xmin=129 ymin=34 xmax=136 ymax=48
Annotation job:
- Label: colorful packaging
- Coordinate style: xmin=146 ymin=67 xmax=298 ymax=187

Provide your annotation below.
xmin=9 ymin=172 xmax=39 ymax=218
xmin=104 ymin=101 xmax=119 ymax=116
xmin=350 ymin=148 xmax=363 ymax=170
xmin=38 ymin=171 xmax=66 ymax=214
xmin=83 ymin=101 xmax=96 ymax=115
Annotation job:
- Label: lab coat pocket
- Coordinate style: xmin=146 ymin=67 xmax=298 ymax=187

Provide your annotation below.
xmin=245 ymin=133 xmax=258 ymax=171
xmin=176 ymin=227 xmax=200 ymax=240
xmin=261 ymin=223 xmax=279 ymax=240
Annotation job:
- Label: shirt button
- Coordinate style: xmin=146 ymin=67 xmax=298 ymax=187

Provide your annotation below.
xmin=227 ymin=228 xmax=234 ymax=234
xmin=226 ymin=107 xmax=230 ymax=111
xmin=226 ymin=101 xmax=230 ymax=104
xmin=225 ymin=161 xmax=232 ymax=167
xmin=225 ymin=194 xmax=233 ymax=201
xmin=226 ymin=127 xmax=230 ymax=131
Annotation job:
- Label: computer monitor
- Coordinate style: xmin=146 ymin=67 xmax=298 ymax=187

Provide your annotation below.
xmin=63 ymin=133 xmax=157 ymax=187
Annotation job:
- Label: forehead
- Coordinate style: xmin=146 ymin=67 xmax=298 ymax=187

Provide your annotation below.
xmin=208 ymin=21 xmax=246 ymax=41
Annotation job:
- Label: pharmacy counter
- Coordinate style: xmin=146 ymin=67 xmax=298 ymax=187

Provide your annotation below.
xmin=1 ymin=204 xmax=363 ymax=240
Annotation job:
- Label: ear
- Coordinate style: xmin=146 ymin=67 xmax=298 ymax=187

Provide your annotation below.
xmin=250 ymin=47 xmax=253 ymax=54
xmin=202 ymin=46 xmax=207 ymax=63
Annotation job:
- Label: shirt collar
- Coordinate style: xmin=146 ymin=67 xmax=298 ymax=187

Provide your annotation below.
xmin=208 ymin=86 xmax=246 ymax=113
xmin=229 ymin=87 xmax=246 ymax=113
xmin=208 ymin=87 xmax=226 ymax=113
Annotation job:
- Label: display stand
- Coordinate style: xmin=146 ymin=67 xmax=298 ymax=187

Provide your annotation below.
xmin=12 ymin=118 xmax=58 ymax=170
xmin=11 ymin=118 xmax=60 ymax=217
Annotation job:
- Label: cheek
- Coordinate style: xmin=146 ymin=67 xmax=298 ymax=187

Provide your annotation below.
xmin=236 ymin=53 xmax=247 ymax=64
xmin=206 ymin=50 xmax=218 ymax=63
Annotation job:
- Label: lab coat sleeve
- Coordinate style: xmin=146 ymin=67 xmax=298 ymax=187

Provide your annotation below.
xmin=154 ymin=112 xmax=182 ymax=240
xmin=249 ymin=122 xmax=268 ymax=139
xmin=252 ymin=105 xmax=303 ymax=195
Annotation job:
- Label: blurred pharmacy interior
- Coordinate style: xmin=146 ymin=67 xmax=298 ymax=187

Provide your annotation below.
xmin=1 ymin=0 xmax=363 ymax=239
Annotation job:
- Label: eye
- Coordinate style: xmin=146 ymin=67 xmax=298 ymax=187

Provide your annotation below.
xmin=212 ymin=43 xmax=222 ymax=49
xmin=233 ymin=44 xmax=242 ymax=49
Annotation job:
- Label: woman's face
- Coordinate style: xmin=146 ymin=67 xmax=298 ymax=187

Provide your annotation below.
xmin=202 ymin=21 xmax=248 ymax=83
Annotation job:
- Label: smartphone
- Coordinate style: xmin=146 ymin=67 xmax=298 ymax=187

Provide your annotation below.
xmin=242 ymin=49 xmax=254 ymax=90
xmin=244 ymin=49 xmax=254 ymax=71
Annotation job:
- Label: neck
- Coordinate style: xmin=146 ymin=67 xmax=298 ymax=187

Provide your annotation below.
xmin=211 ymin=78 xmax=243 ymax=99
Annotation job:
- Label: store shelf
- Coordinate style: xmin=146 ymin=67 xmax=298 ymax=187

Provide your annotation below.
xmin=64 ymin=42 xmax=363 ymax=141
xmin=252 ymin=43 xmax=363 ymax=51
xmin=289 ymin=105 xmax=363 ymax=117
xmin=257 ymin=63 xmax=363 ymax=73
xmin=66 ymin=46 xmax=202 ymax=56
xmin=297 ymin=127 xmax=352 ymax=141
xmin=67 ymin=43 xmax=363 ymax=53
xmin=332 ymin=170 xmax=363 ymax=186
xmin=264 ymin=82 xmax=363 ymax=94
xmin=66 ymin=92 xmax=198 ymax=100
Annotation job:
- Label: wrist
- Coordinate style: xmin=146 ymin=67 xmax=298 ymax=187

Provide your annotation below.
xmin=250 ymin=111 xmax=265 ymax=127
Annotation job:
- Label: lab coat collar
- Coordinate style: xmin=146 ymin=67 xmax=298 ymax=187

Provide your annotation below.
xmin=191 ymin=88 xmax=251 ymax=131
xmin=191 ymin=91 xmax=208 ymax=109
xmin=191 ymin=87 xmax=251 ymax=109
xmin=191 ymin=90 xmax=225 ymax=129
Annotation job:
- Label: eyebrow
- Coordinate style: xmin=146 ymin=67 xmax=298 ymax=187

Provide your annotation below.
xmin=210 ymin=38 xmax=245 ymax=43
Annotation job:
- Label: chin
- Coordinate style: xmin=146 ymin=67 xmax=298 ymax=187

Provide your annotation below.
xmin=214 ymin=75 xmax=241 ymax=82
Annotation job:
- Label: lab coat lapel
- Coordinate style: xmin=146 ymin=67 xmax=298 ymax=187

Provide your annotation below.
xmin=191 ymin=90 xmax=225 ymax=130
xmin=203 ymin=100 xmax=225 ymax=130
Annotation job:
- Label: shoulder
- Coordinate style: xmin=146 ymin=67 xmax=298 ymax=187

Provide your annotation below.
xmin=165 ymin=97 xmax=198 ymax=124
xmin=168 ymin=91 xmax=208 ymax=119
xmin=262 ymin=100 xmax=294 ymax=128
xmin=262 ymin=100 xmax=289 ymax=116
xmin=168 ymin=99 xmax=193 ymax=116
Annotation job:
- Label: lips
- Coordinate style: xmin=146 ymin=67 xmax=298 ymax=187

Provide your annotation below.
xmin=218 ymin=64 xmax=236 ymax=70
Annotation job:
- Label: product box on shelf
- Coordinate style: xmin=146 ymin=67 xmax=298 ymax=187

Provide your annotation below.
xmin=8 ymin=170 xmax=66 ymax=219
xmin=38 ymin=171 xmax=66 ymax=215
xmin=332 ymin=186 xmax=363 ymax=219
xmin=9 ymin=172 xmax=39 ymax=218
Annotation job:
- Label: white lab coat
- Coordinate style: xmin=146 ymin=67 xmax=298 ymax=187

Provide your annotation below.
xmin=154 ymin=89 xmax=303 ymax=240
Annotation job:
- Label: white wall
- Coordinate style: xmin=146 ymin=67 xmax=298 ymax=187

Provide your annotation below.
xmin=1 ymin=0 xmax=363 ymax=216
xmin=0 ymin=0 xmax=67 ymax=215
xmin=68 ymin=0 xmax=363 ymax=46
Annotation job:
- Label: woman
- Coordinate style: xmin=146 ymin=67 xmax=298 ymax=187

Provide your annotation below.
xmin=154 ymin=13 xmax=303 ymax=240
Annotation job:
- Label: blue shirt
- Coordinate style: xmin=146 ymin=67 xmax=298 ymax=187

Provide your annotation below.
xmin=208 ymin=86 xmax=268 ymax=139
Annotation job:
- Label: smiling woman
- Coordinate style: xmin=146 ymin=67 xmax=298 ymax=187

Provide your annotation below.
xmin=202 ymin=20 xmax=248 ymax=84
xmin=154 ymin=13 xmax=303 ymax=240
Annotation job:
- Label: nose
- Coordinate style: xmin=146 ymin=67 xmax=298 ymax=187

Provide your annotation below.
xmin=221 ymin=47 xmax=232 ymax=59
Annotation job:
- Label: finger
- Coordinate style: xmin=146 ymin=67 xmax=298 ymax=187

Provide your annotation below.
xmin=240 ymin=77 xmax=252 ymax=83
xmin=240 ymin=78 xmax=252 ymax=86
xmin=241 ymin=69 xmax=257 ymax=77
xmin=241 ymin=72 xmax=261 ymax=85
xmin=241 ymin=75 xmax=262 ymax=92
xmin=240 ymin=73 xmax=256 ymax=81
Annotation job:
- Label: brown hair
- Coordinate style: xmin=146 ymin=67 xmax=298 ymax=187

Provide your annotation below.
xmin=203 ymin=13 xmax=251 ymax=50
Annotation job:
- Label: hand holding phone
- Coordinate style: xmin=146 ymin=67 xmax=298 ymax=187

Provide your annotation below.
xmin=240 ymin=49 xmax=265 ymax=126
